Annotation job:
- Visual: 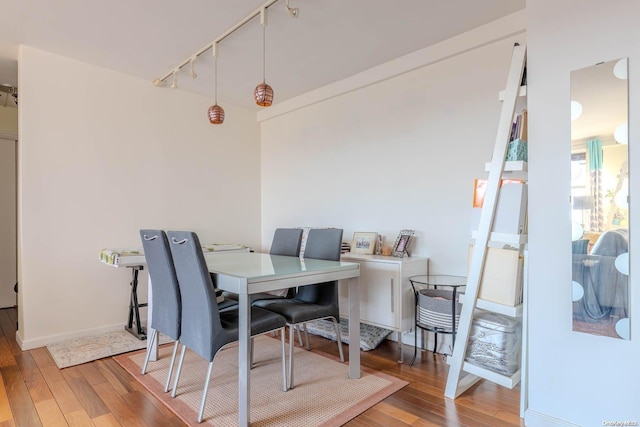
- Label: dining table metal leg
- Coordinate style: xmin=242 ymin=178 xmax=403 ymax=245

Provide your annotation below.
xmin=347 ymin=276 xmax=361 ymax=379
xmin=238 ymin=291 xmax=251 ymax=427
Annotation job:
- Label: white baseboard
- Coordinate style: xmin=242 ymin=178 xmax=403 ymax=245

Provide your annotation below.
xmin=525 ymin=409 xmax=580 ymax=427
xmin=17 ymin=322 xmax=128 ymax=350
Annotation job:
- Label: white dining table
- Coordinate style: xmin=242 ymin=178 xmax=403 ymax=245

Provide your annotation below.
xmin=147 ymin=252 xmax=361 ymax=427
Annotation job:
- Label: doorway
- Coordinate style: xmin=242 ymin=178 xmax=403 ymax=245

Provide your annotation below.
xmin=0 ymin=137 xmax=17 ymax=308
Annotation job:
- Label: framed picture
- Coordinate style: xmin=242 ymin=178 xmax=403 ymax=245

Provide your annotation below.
xmin=350 ymin=232 xmax=378 ymax=255
xmin=392 ymin=229 xmax=415 ymax=257
xmin=473 ymin=178 xmax=524 ymax=208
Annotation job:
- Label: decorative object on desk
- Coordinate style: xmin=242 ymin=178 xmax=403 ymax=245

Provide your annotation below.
xmin=381 ymin=246 xmax=392 ymax=256
xmin=305 ymin=317 xmax=392 ymax=351
xmin=350 ymin=232 xmax=378 ymax=255
xmin=392 ymin=229 xmax=414 ymax=257
xmin=114 ymin=335 xmax=407 ymax=427
xmin=375 ymin=234 xmax=383 ymax=255
xmin=340 ymin=241 xmax=351 ymax=254
xmin=46 ymin=329 xmax=172 ymax=369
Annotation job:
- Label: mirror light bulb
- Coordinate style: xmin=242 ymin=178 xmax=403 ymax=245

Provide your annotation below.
xmin=571 ymin=101 xmax=583 ymax=121
xmin=614 ymin=123 xmax=628 ymax=144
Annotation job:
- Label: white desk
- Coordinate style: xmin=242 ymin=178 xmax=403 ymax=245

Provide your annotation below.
xmin=205 ymin=253 xmax=361 ymax=427
xmin=99 ymin=245 xmax=248 ymax=340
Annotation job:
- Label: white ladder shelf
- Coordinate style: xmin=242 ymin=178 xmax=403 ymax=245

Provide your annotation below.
xmin=444 ymin=43 xmax=527 ymax=400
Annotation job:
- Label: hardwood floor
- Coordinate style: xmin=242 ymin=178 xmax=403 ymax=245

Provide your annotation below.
xmin=0 ymin=308 xmax=524 ymax=426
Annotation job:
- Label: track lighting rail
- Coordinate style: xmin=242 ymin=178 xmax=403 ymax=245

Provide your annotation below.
xmin=153 ymin=0 xmax=295 ymax=87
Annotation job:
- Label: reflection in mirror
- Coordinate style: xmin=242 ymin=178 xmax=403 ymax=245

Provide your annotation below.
xmin=570 ymin=58 xmax=629 ymax=340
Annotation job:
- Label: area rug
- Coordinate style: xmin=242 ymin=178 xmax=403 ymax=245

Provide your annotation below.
xmin=114 ymin=335 xmax=407 ymax=427
xmin=305 ymin=317 xmax=392 ymax=351
xmin=47 ymin=329 xmax=171 ymax=369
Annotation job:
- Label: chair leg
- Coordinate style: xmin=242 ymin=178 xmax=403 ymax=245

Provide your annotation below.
xmin=280 ymin=327 xmax=287 ymax=391
xmin=331 ymin=318 xmax=345 ymax=362
xmin=250 ymin=337 xmax=255 ymax=368
xmin=197 ymin=361 xmax=214 ymax=423
xmin=141 ymin=328 xmax=157 ymax=375
xmin=171 ymin=344 xmax=187 ymax=398
xmin=296 ymin=325 xmax=304 ymax=347
xmin=410 ymin=326 xmax=418 ymax=366
xmin=164 ymin=340 xmax=180 ymax=392
xmin=303 ymin=323 xmax=311 ymax=351
xmin=288 ymin=324 xmax=295 ymax=389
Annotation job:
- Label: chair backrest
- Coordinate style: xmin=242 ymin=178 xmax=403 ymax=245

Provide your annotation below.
xmin=167 ymin=230 xmax=222 ymax=361
xmin=270 ymin=228 xmax=304 ymax=257
xmin=302 ymin=228 xmax=343 ymax=262
xmin=591 ymin=228 xmax=629 ymax=257
xmin=296 ymin=228 xmax=343 ymax=305
xmin=139 ymin=229 xmax=181 ymax=340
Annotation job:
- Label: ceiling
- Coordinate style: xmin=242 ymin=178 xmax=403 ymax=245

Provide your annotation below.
xmin=0 ymin=0 xmax=525 ymax=110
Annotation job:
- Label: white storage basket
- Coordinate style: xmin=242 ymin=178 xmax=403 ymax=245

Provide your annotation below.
xmin=417 ymin=289 xmax=462 ymax=331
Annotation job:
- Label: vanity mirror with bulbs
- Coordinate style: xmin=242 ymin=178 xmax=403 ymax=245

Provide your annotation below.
xmin=570 ymin=57 xmax=630 ymax=340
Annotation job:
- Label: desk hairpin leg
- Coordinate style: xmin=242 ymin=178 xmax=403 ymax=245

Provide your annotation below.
xmin=125 ymin=266 xmax=147 ymax=340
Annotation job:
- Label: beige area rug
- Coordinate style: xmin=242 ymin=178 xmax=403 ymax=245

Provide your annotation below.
xmin=114 ymin=336 xmax=408 ymax=427
xmin=47 ymin=329 xmax=172 ymax=369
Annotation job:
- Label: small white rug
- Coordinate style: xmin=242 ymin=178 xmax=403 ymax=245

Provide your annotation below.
xmin=47 ymin=329 xmax=172 ymax=369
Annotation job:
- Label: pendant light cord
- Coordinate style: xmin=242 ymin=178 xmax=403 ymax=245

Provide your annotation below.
xmin=262 ymin=21 xmax=266 ymax=84
xmin=212 ymin=44 xmax=219 ymax=104
xmin=214 ymin=53 xmax=218 ymax=104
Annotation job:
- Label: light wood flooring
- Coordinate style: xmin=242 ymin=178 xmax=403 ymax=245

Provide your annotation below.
xmin=0 ymin=308 xmax=524 ymax=426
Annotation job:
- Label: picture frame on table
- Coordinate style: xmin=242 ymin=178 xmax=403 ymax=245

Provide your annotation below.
xmin=392 ymin=229 xmax=415 ymax=257
xmin=350 ymin=232 xmax=378 ymax=255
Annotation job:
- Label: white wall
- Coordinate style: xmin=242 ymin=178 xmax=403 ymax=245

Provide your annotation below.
xmin=17 ymin=46 xmax=261 ymax=348
xmin=527 ymin=1 xmax=640 ymax=425
xmin=260 ymin=15 xmax=526 ymax=276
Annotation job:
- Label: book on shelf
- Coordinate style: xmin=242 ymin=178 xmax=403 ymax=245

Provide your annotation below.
xmin=509 ymin=109 xmax=528 ymax=142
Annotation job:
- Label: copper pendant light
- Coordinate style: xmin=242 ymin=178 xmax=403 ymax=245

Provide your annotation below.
xmin=208 ymin=43 xmax=225 ymax=125
xmin=254 ymin=8 xmax=273 ymax=107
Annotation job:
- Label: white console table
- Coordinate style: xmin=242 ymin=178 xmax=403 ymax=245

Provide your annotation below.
xmin=339 ymin=253 xmax=428 ymax=362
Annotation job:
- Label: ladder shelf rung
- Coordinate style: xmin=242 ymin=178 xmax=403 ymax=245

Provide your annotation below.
xmin=471 ymin=231 xmax=528 ymax=247
xmin=484 ymin=160 xmax=528 ymax=173
xmin=474 ymin=299 xmax=523 ymax=317
xmin=498 ymin=85 xmax=527 ymax=101
xmin=462 ymin=362 xmax=521 ymax=389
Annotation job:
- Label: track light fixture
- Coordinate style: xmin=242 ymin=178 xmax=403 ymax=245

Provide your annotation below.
xmin=285 ymin=0 xmax=299 ymax=17
xmin=189 ymin=57 xmax=198 ymax=79
xmin=254 ymin=7 xmax=274 ymax=107
xmin=153 ymin=0 xmax=301 ymax=123
xmin=207 ymin=44 xmax=225 ymax=125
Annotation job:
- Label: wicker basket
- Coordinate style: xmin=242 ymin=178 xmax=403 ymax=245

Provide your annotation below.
xmin=417 ymin=289 xmax=462 ymax=332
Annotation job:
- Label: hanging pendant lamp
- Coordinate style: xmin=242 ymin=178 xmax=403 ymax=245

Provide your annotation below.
xmin=254 ymin=8 xmax=274 ymax=107
xmin=208 ymin=43 xmax=225 ymax=125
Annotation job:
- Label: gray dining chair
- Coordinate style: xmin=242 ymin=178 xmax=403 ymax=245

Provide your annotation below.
xmin=224 ymin=227 xmax=304 ymax=303
xmin=166 ymin=230 xmax=288 ymax=423
xmin=254 ymin=228 xmax=344 ymax=389
xmin=139 ymin=229 xmax=181 ymax=393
